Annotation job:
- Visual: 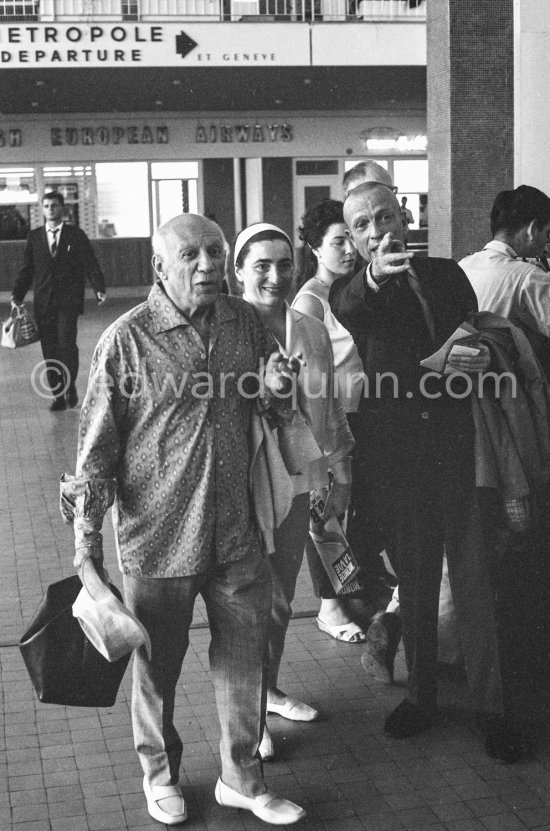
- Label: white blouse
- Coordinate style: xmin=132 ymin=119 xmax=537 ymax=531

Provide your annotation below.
xmin=292 ymin=284 xmax=365 ymax=413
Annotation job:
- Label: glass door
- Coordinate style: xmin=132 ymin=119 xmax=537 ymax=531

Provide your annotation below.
xmin=293 ymin=160 xmax=342 ymax=247
xmin=151 ymin=162 xmax=200 ymax=231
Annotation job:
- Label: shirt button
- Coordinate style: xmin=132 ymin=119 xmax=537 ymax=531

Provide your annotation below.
xmin=421 ymin=411 xmax=430 ymax=420
xmin=200 ymin=353 xmax=207 ymax=360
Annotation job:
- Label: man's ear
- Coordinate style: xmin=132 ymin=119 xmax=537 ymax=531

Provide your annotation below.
xmin=151 ymin=254 xmax=164 ymax=279
xmin=526 ymin=219 xmax=538 ymax=242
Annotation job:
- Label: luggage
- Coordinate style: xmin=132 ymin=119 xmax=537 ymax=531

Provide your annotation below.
xmin=1 ymin=304 xmax=40 ymax=349
xmin=19 ymin=575 xmax=131 ymax=707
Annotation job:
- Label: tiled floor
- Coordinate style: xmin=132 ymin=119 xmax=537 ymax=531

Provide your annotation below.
xmin=1 ymin=290 xmax=550 ymax=831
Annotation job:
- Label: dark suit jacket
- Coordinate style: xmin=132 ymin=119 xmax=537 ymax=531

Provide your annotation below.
xmin=330 ymin=257 xmax=477 ymax=383
xmin=330 ymin=256 xmax=480 ymax=494
xmin=13 ymin=223 xmax=106 ymax=317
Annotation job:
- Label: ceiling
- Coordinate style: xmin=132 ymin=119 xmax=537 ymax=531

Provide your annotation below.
xmin=1 ymin=65 xmax=426 ymax=114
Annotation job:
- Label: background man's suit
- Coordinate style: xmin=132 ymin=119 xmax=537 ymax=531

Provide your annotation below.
xmin=12 ymin=223 xmax=105 ymax=401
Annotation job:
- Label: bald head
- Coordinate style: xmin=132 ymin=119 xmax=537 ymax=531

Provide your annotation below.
xmin=344 ymin=182 xmax=403 ymax=261
xmin=153 ymin=213 xmax=224 ymax=259
xmin=344 ymin=181 xmax=400 ymax=221
xmin=151 ymin=213 xmax=226 ymax=317
xmin=342 ymin=161 xmax=394 ymax=197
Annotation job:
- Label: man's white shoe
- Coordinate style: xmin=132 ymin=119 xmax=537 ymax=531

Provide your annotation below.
xmin=266 ymin=696 xmax=319 ymax=722
xmin=259 ymin=726 xmax=275 ymax=761
xmin=215 ymin=777 xmax=306 ymax=825
xmin=143 ymin=776 xmax=187 ymax=825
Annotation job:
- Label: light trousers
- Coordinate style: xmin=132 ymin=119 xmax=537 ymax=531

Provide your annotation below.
xmin=123 ymin=544 xmax=271 ymax=798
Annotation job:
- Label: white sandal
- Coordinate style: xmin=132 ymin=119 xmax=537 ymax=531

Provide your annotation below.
xmin=316 ymin=616 xmax=366 ymax=644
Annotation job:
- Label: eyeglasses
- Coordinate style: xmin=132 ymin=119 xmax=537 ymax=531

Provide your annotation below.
xmin=344 ymin=182 xmax=399 ymax=197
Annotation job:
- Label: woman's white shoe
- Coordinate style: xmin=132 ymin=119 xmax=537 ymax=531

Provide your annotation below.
xmin=259 ymin=726 xmax=275 ymax=761
xmin=215 ymin=777 xmax=306 ymax=825
xmin=143 ymin=776 xmax=187 ymax=825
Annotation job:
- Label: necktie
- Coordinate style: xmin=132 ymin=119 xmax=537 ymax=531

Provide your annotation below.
xmin=405 ymin=268 xmax=435 ymax=342
xmin=388 ymin=269 xmax=435 ymax=343
xmin=51 ymin=228 xmax=58 ymax=257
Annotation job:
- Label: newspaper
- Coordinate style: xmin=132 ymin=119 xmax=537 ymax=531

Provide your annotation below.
xmin=420 ymin=321 xmax=480 ymax=374
xmin=309 ymin=491 xmax=361 ymax=595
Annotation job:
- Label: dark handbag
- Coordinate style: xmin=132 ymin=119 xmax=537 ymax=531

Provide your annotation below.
xmin=19 ymin=575 xmax=131 ymax=707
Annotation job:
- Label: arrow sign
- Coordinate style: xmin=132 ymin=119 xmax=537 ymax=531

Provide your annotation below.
xmin=175 ymin=31 xmax=198 ymax=59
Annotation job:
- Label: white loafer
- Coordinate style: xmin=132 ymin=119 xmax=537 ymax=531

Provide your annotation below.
xmin=259 ymin=726 xmax=275 ymax=761
xmin=266 ymin=696 xmax=319 ymax=722
xmin=215 ymin=777 xmax=306 ymax=825
xmin=143 ymin=776 xmax=187 ymax=825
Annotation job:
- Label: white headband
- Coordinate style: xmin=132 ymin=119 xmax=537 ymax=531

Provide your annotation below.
xmin=233 ymin=222 xmax=293 ymax=267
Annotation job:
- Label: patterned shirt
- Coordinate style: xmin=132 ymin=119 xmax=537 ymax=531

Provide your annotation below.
xmin=71 ymin=282 xmax=281 ymax=577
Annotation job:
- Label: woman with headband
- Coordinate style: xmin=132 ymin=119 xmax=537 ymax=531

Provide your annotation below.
xmin=234 ymin=222 xmax=355 ymax=761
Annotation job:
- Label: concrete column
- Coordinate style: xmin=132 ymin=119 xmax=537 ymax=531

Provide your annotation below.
xmin=244 ymin=158 xmax=263 ymax=226
xmin=233 ymin=157 xmax=243 ymax=234
xmin=514 ymin=0 xmax=550 ymax=193
xmin=427 ymin=0 xmax=514 ymax=260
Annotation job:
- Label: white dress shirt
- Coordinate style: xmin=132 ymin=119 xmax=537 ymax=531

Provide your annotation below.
xmin=460 ymin=240 xmax=550 ymax=338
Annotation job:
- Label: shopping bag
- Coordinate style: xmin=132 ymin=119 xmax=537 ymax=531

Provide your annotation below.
xmin=309 ymin=490 xmax=361 ymax=595
xmin=1 ymin=305 xmax=40 ymax=349
xmin=19 ymin=575 xmax=131 ymax=707
xmin=278 ymin=409 xmax=323 ymax=475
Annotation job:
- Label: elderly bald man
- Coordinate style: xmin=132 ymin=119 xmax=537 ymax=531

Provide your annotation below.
xmin=342 ymin=159 xmax=395 ymax=198
xmin=62 ymin=213 xmax=305 ymax=826
xmin=329 ymin=183 xmax=501 ymax=744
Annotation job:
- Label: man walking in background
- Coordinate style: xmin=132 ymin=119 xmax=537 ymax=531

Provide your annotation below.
xmin=400 ymin=196 xmax=414 ymax=246
xmin=11 ymin=190 xmax=106 ymax=410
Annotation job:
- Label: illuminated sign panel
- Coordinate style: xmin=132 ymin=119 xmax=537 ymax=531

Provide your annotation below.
xmin=360 ymin=127 xmax=427 ymax=153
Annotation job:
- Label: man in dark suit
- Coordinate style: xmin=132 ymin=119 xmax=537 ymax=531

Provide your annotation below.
xmin=330 ymin=182 xmax=501 ymax=741
xmin=11 ymin=191 xmax=106 ymax=410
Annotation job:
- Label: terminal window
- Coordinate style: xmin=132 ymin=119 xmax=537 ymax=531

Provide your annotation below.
xmin=0 ymin=0 xmax=38 ymax=19
xmin=121 ymin=0 xmax=139 ymax=19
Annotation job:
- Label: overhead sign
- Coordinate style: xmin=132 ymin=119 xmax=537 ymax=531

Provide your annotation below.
xmin=312 ymin=21 xmax=426 ymax=66
xmin=0 ymin=22 xmax=310 ymax=68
